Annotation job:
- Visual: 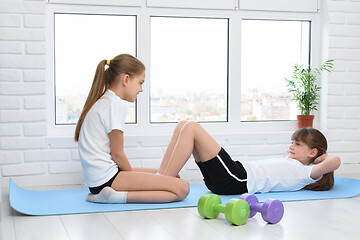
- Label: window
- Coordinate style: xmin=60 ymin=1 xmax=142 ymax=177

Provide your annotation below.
xmin=54 ymin=13 xmax=136 ymax=124
xmin=241 ymin=19 xmax=311 ymax=121
xmin=48 ymin=2 xmax=320 ymax=136
xmin=150 ymin=16 xmax=229 ymax=123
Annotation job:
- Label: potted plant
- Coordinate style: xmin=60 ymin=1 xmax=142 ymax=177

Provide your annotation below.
xmin=285 ymin=60 xmax=334 ymax=128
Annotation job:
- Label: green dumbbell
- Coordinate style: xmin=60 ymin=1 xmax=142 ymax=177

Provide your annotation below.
xmin=197 ymin=193 xmax=250 ymax=226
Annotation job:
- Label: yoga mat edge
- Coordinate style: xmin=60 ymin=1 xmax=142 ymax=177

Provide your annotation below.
xmin=9 ymin=177 xmax=360 ymax=216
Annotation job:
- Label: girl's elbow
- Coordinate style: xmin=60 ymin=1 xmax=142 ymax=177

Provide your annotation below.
xmin=111 ymin=152 xmax=123 ymax=162
xmin=334 ymin=156 xmax=341 ymax=170
xmin=111 ymin=152 xmax=132 ymax=170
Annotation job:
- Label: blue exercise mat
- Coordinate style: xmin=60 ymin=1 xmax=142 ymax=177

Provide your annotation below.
xmin=9 ymin=177 xmax=360 ymax=216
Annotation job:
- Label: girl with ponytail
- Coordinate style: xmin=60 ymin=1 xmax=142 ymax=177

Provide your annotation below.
xmin=75 ymin=54 xmax=189 ymax=204
xmin=291 ymin=128 xmax=335 ymax=191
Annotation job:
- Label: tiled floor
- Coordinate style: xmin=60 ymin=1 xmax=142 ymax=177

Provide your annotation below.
xmin=1 ymin=173 xmax=359 ymax=240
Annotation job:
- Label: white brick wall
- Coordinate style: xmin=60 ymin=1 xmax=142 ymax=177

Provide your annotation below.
xmin=327 ymin=0 xmax=360 ymax=174
xmin=0 ymin=0 xmax=359 ymax=186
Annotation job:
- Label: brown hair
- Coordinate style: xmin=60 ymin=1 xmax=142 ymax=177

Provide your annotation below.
xmin=291 ymin=127 xmax=334 ymax=191
xmin=74 ymin=54 xmax=145 ymax=142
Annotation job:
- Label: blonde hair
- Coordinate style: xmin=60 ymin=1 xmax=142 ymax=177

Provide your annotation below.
xmin=291 ymin=127 xmax=334 ymax=191
xmin=74 ymin=54 xmax=145 ymax=142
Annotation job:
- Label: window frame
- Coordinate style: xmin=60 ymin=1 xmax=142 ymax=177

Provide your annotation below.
xmin=46 ymin=3 xmax=322 ymax=137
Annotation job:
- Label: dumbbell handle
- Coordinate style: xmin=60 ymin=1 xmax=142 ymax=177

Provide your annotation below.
xmin=214 ymin=203 xmax=226 ymax=213
xmin=248 ymin=202 xmax=262 ymax=212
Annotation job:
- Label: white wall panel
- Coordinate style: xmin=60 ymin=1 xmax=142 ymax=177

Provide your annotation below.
xmin=147 ymin=0 xmax=236 ymax=10
xmin=240 ymin=0 xmax=319 ymax=13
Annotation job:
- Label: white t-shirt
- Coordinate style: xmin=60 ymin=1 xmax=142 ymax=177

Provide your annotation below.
xmin=242 ymin=157 xmax=317 ymax=194
xmin=78 ymin=89 xmax=128 ymax=187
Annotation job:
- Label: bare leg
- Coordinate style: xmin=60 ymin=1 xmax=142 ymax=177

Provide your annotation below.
xmin=158 ymin=121 xmax=189 ymax=175
xmin=98 ymin=121 xmax=218 ymax=203
xmin=162 ymin=121 xmax=221 ymax=177
xmin=90 ymin=122 xmax=191 ymax=204
xmin=111 ymin=171 xmax=189 ymax=203
xmin=192 ymin=146 xmax=201 ymax=163
xmin=88 ymin=167 xmax=189 ymax=204
xmin=132 ymin=168 xmax=157 ymax=174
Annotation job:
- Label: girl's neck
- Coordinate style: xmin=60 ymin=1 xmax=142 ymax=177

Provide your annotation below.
xmin=294 ymin=158 xmax=312 ymax=166
xmin=109 ymin=87 xmax=125 ymax=100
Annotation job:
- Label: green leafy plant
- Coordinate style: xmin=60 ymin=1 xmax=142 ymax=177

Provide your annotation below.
xmin=285 ymin=60 xmax=334 ymax=115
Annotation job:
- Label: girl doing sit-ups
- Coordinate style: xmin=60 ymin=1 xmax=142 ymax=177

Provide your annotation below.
xmin=74 ymin=54 xmax=189 ymax=204
xmin=158 ymin=121 xmax=341 ymax=195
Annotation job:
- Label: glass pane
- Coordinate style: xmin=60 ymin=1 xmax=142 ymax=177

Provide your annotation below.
xmin=54 ymin=13 xmax=136 ymax=124
xmin=150 ymin=17 xmax=228 ymax=123
xmin=241 ymin=20 xmax=310 ymax=121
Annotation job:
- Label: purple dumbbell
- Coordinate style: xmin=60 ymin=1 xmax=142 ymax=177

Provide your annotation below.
xmin=239 ymin=194 xmax=284 ymax=224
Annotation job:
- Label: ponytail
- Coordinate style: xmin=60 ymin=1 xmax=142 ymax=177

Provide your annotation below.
xmin=74 ymin=54 xmax=145 ymax=142
xmin=303 ymin=171 xmax=334 ymax=191
xmin=74 ymin=60 xmax=107 ymax=142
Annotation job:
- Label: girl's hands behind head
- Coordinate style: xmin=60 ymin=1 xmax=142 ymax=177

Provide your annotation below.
xmin=313 ymin=153 xmax=327 ymax=164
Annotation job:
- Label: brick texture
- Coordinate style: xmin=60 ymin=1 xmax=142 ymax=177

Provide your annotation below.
xmin=0 ymin=0 xmax=359 ymax=186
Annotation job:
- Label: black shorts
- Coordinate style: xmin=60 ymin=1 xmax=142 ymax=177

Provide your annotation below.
xmin=196 ymin=148 xmax=248 ymax=195
xmin=89 ymin=168 xmax=121 ymax=194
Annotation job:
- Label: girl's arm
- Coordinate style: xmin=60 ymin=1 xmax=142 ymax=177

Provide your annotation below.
xmin=310 ymin=154 xmax=341 ymax=180
xmin=109 ymin=129 xmax=132 ymax=171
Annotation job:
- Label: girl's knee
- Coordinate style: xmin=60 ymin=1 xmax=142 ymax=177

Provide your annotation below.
xmin=179 ymin=121 xmax=199 ymax=135
xmin=176 ymin=179 xmax=190 ymax=201
xmin=178 ymin=120 xmax=189 ymax=126
xmin=174 ymin=121 xmax=189 ymax=134
xmin=180 ymin=121 xmax=200 ymax=137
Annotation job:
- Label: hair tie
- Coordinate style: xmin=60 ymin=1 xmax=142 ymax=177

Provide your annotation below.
xmin=106 ymin=60 xmax=111 ymax=66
